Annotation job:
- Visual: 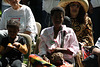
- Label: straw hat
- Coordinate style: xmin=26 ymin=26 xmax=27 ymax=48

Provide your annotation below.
xmin=58 ymin=0 xmax=89 ymax=12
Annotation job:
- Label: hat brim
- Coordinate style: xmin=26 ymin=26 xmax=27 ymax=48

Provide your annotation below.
xmin=29 ymin=54 xmax=55 ymax=66
xmin=58 ymin=0 xmax=89 ymax=12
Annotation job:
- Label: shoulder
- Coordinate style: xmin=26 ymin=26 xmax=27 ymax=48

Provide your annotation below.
xmin=85 ymin=16 xmax=91 ymax=21
xmin=18 ymin=35 xmax=26 ymax=40
xmin=17 ymin=35 xmax=26 ymax=45
xmin=62 ymin=25 xmax=74 ymax=33
xmin=17 ymin=35 xmax=26 ymax=42
xmin=21 ymin=5 xmax=31 ymax=11
xmin=85 ymin=15 xmax=92 ymax=24
xmin=21 ymin=5 xmax=32 ymax=15
xmin=41 ymin=27 xmax=53 ymax=35
xmin=2 ymin=7 xmax=12 ymax=14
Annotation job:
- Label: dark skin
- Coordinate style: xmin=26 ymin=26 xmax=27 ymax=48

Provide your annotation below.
xmin=7 ymin=27 xmax=28 ymax=54
xmin=43 ymin=11 xmax=64 ymax=63
xmin=43 ymin=11 xmax=73 ymax=63
xmin=0 ymin=27 xmax=28 ymax=55
xmin=51 ymin=11 xmax=64 ymax=39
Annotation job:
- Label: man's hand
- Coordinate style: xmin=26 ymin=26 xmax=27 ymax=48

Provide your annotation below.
xmin=42 ymin=55 xmax=50 ymax=63
xmin=13 ymin=42 xmax=21 ymax=49
xmin=8 ymin=43 xmax=16 ymax=48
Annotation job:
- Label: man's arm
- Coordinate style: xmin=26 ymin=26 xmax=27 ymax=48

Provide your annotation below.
xmin=13 ymin=42 xmax=28 ymax=54
xmin=23 ymin=31 xmax=31 ymax=35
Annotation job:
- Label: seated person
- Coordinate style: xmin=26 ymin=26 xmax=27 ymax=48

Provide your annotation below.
xmin=38 ymin=7 xmax=79 ymax=66
xmin=82 ymin=37 xmax=100 ymax=67
xmin=0 ymin=19 xmax=28 ymax=67
xmin=63 ymin=16 xmax=72 ymax=28
xmin=0 ymin=0 xmax=37 ymax=44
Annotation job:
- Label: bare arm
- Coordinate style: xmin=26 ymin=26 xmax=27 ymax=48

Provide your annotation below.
xmin=23 ymin=31 xmax=31 ymax=35
xmin=12 ymin=42 xmax=28 ymax=54
xmin=50 ymin=48 xmax=73 ymax=55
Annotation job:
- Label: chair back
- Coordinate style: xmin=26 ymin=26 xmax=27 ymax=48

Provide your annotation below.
xmin=34 ymin=37 xmax=41 ymax=54
xmin=36 ymin=22 xmax=41 ymax=37
xmin=18 ymin=33 xmax=32 ymax=67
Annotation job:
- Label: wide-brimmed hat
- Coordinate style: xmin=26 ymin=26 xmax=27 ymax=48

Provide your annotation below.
xmin=29 ymin=54 xmax=56 ymax=67
xmin=58 ymin=0 xmax=89 ymax=12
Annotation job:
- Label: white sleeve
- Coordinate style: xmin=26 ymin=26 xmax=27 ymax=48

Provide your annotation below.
xmin=0 ymin=12 xmax=6 ymax=30
xmin=38 ymin=29 xmax=48 ymax=56
xmin=38 ymin=38 xmax=47 ymax=56
xmin=26 ymin=6 xmax=37 ymax=41
xmin=95 ymin=37 xmax=100 ymax=48
xmin=68 ymin=30 xmax=79 ymax=56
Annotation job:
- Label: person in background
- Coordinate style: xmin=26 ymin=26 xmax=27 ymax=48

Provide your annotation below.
xmin=0 ymin=19 xmax=28 ymax=67
xmin=63 ymin=16 xmax=72 ymax=28
xmin=82 ymin=37 xmax=100 ymax=67
xmin=39 ymin=7 xmax=79 ymax=66
xmin=29 ymin=0 xmax=42 ymax=27
xmin=88 ymin=0 xmax=100 ymax=44
xmin=42 ymin=0 xmax=60 ymax=29
xmin=21 ymin=0 xmax=42 ymax=30
xmin=0 ymin=0 xmax=37 ymax=44
xmin=58 ymin=0 xmax=94 ymax=46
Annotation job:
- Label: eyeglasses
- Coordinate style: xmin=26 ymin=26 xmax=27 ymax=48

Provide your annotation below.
xmin=69 ymin=4 xmax=80 ymax=8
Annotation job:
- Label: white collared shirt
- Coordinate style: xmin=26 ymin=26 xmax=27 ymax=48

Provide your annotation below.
xmin=38 ymin=25 xmax=79 ymax=63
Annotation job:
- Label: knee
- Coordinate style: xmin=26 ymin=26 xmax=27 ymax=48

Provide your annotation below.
xmin=11 ymin=60 xmax=22 ymax=67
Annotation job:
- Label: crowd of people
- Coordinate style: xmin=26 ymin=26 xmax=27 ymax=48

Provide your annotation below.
xmin=0 ymin=0 xmax=100 ymax=67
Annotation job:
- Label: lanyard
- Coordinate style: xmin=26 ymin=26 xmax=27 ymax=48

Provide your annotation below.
xmin=60 ymin=31 xmax=66 ymax=48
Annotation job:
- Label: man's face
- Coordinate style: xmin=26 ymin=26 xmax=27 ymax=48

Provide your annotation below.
xmin=51 ymin=11 xmax=64 ymax=27
xmin=8 ymin=27 xmax=19 ymax=38
xmin=7 ymin=0 xmax=20 ymax=7
xmin=69 ymin=2 xmax=80 ymax=17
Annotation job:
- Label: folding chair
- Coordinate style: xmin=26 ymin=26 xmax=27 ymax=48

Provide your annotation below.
xmin=18 ymin=33 xmax=32 ymax=67
xmin=33 ymin=22 xmax=41 ymax=54
xmin=36 ymin=22 xmax=41 ymax=38
xmin=34 ymin=37 xmax=41 ymax=54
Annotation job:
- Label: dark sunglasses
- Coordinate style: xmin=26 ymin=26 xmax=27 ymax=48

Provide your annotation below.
xmin=69 ymin=4 xmax=81 ymax=8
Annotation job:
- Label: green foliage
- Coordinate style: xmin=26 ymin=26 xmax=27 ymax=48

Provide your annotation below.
xmin=0 ymin=10 xmax=1 ymax=17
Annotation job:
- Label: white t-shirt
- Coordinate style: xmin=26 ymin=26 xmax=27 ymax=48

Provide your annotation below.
xmin=43 ymin=0 xmax=60 ymax=13
xmin=0 ymin=5 xmax=37 ymax=42
xmin=91 ymin=0 xmax=100 ymax=8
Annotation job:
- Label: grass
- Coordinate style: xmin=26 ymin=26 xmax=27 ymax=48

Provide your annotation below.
xmin=0 ymin=10 xmax=1 ymax=17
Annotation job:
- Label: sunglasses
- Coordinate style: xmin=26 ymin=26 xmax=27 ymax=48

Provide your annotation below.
xmin=69 ymin=4 xmax=81 ymax=8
